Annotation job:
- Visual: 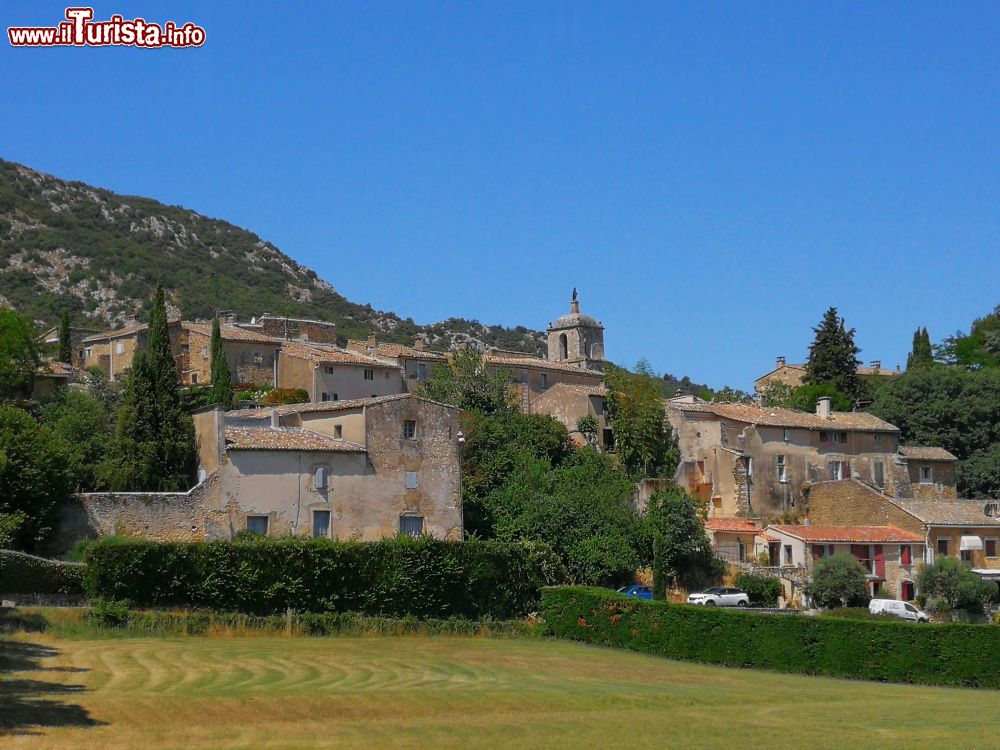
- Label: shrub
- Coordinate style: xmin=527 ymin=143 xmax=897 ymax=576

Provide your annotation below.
xmin=0 ymin=549 xmax=84 ymax=594
xmin=84 ymin=537 xmax=566 ymax=618
xmin=734 ymin=572 xmax=782 ymax=607
xmin=805 ymin=553 xmax=869 ymax=608
xmin=85 ymin=597 xmax=130 ymax=627
xmin=263 ymin=387 xmax=310 ymax=405
xmin=542 ymin=586 xmax=1000 ymax=688
xmin=917 ymin=557 xmax=998 ymax=614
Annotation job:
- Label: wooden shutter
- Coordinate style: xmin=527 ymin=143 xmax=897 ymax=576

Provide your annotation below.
xmin=900 ymin=544 xmax=911 ymax=566
xmin=873 ymin=545 xmax=885 ymax=578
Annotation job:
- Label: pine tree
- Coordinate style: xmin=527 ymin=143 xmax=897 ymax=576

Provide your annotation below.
xmin=906 ymin=327 xmax=934 ymax=370
xmin=209 ymin=316 xmax=234 ymax=409
xmin=103 ymin=284 xmax=196 ymax=491
xmin=803 ymin=307 xmax=862 ymax=399
xmin=58 ymin=309 xmax=72 ymax=364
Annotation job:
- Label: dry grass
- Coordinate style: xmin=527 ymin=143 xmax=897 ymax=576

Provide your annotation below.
xmin=2 ymin=633 xmax=998 ymax=749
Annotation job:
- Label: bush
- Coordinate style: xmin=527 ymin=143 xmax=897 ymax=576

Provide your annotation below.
xmin=917 ymin=557 xmax=998 ymax=614
xmin=805 ymin=553 xmax=869 ymax=608
xmin=734 ymin=572 xmax=783 ymax=607
xmin=263 ymin=387 xmax=310 ymax=405
xmin=542 ymin=586 xmax=1000 ymax=688
xmin=0 ymin=549 xmax=84 ymax=594
xmin=83 ymin=537 xmax=567 ymax=618
xmin=85 ymin=597 xmax=130 ymax=627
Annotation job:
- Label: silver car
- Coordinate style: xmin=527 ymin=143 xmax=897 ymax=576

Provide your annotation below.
xmin=687 ymin=587 xmax=750 ymax=607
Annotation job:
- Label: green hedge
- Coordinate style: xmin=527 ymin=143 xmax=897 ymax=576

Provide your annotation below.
xmin=0 ymin=550 xmax=85 ymax=595
xmin=84 ymin=537 xmax=566 ymax=618
xmin=542 ymin=586 xmax=1000 ymax=688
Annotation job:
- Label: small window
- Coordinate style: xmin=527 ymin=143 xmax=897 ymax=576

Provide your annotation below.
xmin=115 ymin=341 xmax=125 ymax=355
xmin=920 ymin=466 xmax=933 ymax=483
xmin=745 ymin=457 xmax=753 ymax=479
xmin=541 ymin=373 xmax=549 ymax=389
xmin=404 ymin=471 xmax=419 ymax=490
xmin=776 ymin=455 xmax=787 ymax=483
xmin=253 ymin=352 xmax=263 ymax=365
xmin=936 ymin=538 xmax=949 ymax=557
xmin=312 ymin=510 xmax=331 ymax=539
xmin=783 ymin=545 xmax=793 ymax=566
xmin=325 ymin=365 xmax=335 ymax=374
xmin=190 ymin=373 xmax=198 ymax=384
xmin=984 ymin=538 xmax=997 ymax=558
xmin=403 ymin=420 xmax=416 ymax=439
xmin=960 ymin=549 xmax=972 ymax=562
xmin=321 ymin=392 xmax=331 ymax=402
xmin=246 ymin=515 xmax=269 ymax=536
xmin=201 ymin=346 xmax=208 ymax=358
xmin=85 ymin=347 xmax=93 ymax=357
xmin=874 ymin=433 xmax=881 ymax=444
xmin=364 ymin=368 xmax=374 ymax=381
xmin=384 ymin=371 xmax=390 ymax=379
xmin=873 ymin=461 xmax=885 ymax=488
xmin=181 ymin=344 xmax=190 ymax=353
xmin=417 ymin=363 xmax=427 ymax=382
xmin=399 ymin=515 xmax=424 ymax=537
xmin=783 ymin=428 xmax=791 ymax=442
xmin=828 ymin=461 xmax=850 ymax=481
xmin=334 ymin=424 xmax=343 ymax=439
xmin=333 ymin=393 xmax=339 ymax=401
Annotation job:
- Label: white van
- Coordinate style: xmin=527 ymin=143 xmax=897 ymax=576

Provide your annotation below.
xmin=869 ymin=599 xmax=929 ymax=623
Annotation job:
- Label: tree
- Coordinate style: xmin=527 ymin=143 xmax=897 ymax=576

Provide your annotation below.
xmin=58 ymin=308 xmax=72 ymax=364
xmin=39 ymin=389 xmax=113 ymax=491
xmin=917 ymin=557 xmax=998 ymax=614
xmin=0 ymin=309 xmax=39 ymax=400
xmin=0 ymin=405 xmax=73 ymax=549
xmin=209 ymin=316 xmax=234 ymax=409
xmin=805 ymin=553 xmax=868 ymax=608
xmin=605 ymin=361 xmax=677 ymax=478
xmin=734 ymin=571 xmax=783 ymax=607
xmin=804 ymin=307 xmax=863 ymax=400
xmin=101 ymin=284 xmax=197 ymax=491
xmin=906 ymin=327 xmax=933 ymax=370
xmin=645 ymin=486 xmax=725 ymax=592
xmin=417 ymin=348 xmax=516 ymax=415
xmin=956 ymin=444 xmax=1000 ymax=499
xmin=575 ymin=414 xmax=599 ymax=446
xmin=788 ymin=383 xmax=853 ymax=413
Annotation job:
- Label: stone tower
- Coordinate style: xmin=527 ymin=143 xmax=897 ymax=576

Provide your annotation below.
xmin=546 ymin=290 xmax=605 ymax=372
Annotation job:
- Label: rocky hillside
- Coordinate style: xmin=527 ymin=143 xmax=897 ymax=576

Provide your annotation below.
xmin=0 ymin=159 xmax=545 ymax=353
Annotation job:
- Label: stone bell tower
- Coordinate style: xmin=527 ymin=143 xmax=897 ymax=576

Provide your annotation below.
xmin=546 ymin=288 xmax=605 ymax=372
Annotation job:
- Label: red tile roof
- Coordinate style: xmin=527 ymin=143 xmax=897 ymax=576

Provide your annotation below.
xmin=705 ymin=518 xmax=762 ymax=534
xmin=224 ymin=426 xmax=366 ymax=452
xmin=767 ymin=525 xmax=924 ymax=543
xmin=182 ymin=322 xmax=280 ymax=345
xmin=671 ymin=401 xmax=899 ymax=432
xmin=348 ymin=341 xmax=449 ymax=361
xmin=279 ymin=342 xmax=396 ymax=367
xmin=484 ymin=353 xmax=605 ymax=376
xmin=899 ymin=445 xmax=958 ymax=461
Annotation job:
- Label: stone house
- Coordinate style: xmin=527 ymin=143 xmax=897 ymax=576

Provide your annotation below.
xmin=81 ymin=316 xmax=167 ymax=381
xmin=31 ymin=360 xmax=73 ymax=400
xmin=754 ymin=355 xmax=901 ymax=393
xmin=704 ymin=517 xmax=763 ymax=564
xmin=766 ymin=524 xmax=926 ymax=600
xmin=529 ymin=383 xmax=612 ymax=450
xmin=346 ymin=334 xmax=449 ymax=392
xmin=668 ymin=397 xmax=906 ymax=518
xmin=37 ymin=324 xmax=104 ymax=368
xmin=276 ymin=342 xmax=402 ymax=402
xmin=235 ymin=313 xmax=338 ymax=344
xmin=899 ymin=446 xmax=958 ymax=499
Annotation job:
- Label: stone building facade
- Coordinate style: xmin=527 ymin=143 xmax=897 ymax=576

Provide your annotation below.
xmin=529 ymin=383 xmax=611 ymax=450
xmin=546 ymin=294 xmax=606 ymax=372
xmin=899 ymin=446 xmax=959 ymax=500
xmin=754 ymin=356 xmax=901 ymax=393
xmin=235 ymin=313 xmax=339 ymax=344
xmin=276 ymin=342 xmax=401 ymax=402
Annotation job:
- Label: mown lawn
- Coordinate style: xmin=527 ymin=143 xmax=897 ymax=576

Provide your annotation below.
xmin=2 ymin=633 xmax=998 ymax=749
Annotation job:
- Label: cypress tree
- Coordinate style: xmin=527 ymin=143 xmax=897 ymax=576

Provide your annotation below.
xmin=803 ymin=307 xmax=862 ymax=399
xmin=209 ymin=316 xmax=233 ymax=409
xmin=103 ymin=285 xmax=196 ymax=491
xmin=58 ymin=309 xmax=72 ymax=364
xmin=907 ymin=327 xmax=934 ymax=370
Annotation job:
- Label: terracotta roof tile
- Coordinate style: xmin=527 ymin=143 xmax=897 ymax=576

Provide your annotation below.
xmin=37 ymin=360 xmax=73 ymax=377
xmin=181 ymin=322 xmax=281 ymax=345
xmin=225 ymin=393 xmax=456 ymax=419
xmin=280 ymin=342 xmax=396 ymax=367
xmin=224 ymin=426 xmax=366 ymax=452
xmin=767 ymin=525 xmax=924 ymax=543
xmin=890 ymin=498 xmax=1000 ymax=527
xmin=484 ymin=353 xmax=605 ymax=376
xmin=348 ymin=341 xmax=449 ymax=361
xmin=705 ymin=518 xmax=762 ymax=534
xmin=899 ymin=446 xmax=958 ymax=461
xmin=671 ymin=402 xmax=899 ymax=432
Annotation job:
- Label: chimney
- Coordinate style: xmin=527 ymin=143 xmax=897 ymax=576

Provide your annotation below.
xmin=815 ymin=397 xmax=832 ymax=418
xmin=270 ymin=407 xmax=280 ymax=429
xmin=870 ymin=359 xmax=881 ymax=372
xmin=367 ymin=332 xmax=377 ymax=350
xmin=896 ymin=363 xmax=901 ymax=372
xmin=776 ymin=356 xmax=786 ymax=368
xmin=414 ymin=333 xmax=427 ymax=351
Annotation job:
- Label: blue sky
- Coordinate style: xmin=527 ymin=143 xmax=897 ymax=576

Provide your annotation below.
xmin=2 ymin=2 xmax=998 ymax=390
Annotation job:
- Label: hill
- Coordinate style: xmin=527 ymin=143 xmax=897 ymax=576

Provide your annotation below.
xmin=0 ymin=158 xmax=544 ymax=353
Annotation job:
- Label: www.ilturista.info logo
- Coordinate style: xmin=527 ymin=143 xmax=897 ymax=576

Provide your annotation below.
xmin=8 ymin=7 xmax=205 ymax=48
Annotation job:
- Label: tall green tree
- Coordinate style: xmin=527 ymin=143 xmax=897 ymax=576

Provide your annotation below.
xmin=39 ymin=389 xmax=114 ymax=491
xmin=644 ymin=486 xmax=724 ymax=592
xmin=209 ymin=316 xmax=234 ymax=409
xmin=417 ymin=348 xmax=515 ymax=415
xmin=0 ymin=309 xmax=40 ymax=400
xmin=805 ymin=554 xmax=868 ymax=608
xmin=804 ymin=307 xmax=863 ymax=399
xmin=605 ymin=360 xmax=677 ymax=478
xmin=906 ymin=327 xmax=934 ymax=370
xmin=58 ymin=308 xmax=72 ymax=364
xmin=102 ymin=285 xmax=196 ymax=491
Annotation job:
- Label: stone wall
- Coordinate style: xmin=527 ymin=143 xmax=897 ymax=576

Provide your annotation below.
xmin=804 ymin=479 xmax=923 ymax=533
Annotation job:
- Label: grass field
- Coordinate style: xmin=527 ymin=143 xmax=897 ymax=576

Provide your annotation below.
xmin=2 ymin=632 xmax=999 ymax=749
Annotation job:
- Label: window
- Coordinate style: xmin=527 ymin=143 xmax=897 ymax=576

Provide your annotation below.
xmin=384 ymin=371 xmax=390 ymax=379
xmin=85 ymin=347 xmax=93 ymax=358
xmin=364 ymin=368 xmax=374 ymax=381
xmin=776 ymin=455 xmax=787 ymax=483
xmin=190 ymin=373 xmax=198 ymax=384
xmin=520 ymin=369 xmax=528 ymax=385
xmin=246 ymin=516 xmax=269 ymax=536
xmin=417 ymin=363 xmax=427 ymax=382
xmin=541 ymin=373 xmax=549 ymax=390
xmin=986 ymin=538 xmax=998 ymax=558
xmin=333 ymin=393 xmax=339 ymax=401
xmin=602 ymin=428 xmax=615 ymax=451
xmin=325 ymin=366 xmax=335 ymax=374
xmin=114 ymin=341 xmax=125 ymax=355
xmin=253 ymin=352 xmax=263 ymax=365
xmin=399 ymin=515 xmax=424 ymax=537
xmin=745 ymin=457 xmax=753 ymax=479
xmin=334 ymin=425 xmax=343 ymax=439
xmin=783 ymin=545 xmax=793 ymax=566
xmin=828 ymin=461 xmax=850 ymax=481
xmin=312 ymin=510 xmax=331 ymax=539
xmin=851 ymin=544 xmax=873 ymax=573
xmin=559 ymin=333 xmax=568 ymax=360
xmin=874 ymin=433 xmax=881 ymax=444
xmin=404 ymin=471 xmax=419 ymax=490
xmin=901 ymin=581 xmax=915 ymax=601
xmin=812 ymin=544 xmax=826 ymax=560
xmin=873 ymin=461 xmax=885 ymax=489
xmin=783 ymin=428 xmax=791 ymax=442
xmin=321 ymin=392 xmax=331 ymax=402
xmin=900 ymin=544 xmax=912 ymax=566
xmin=960 ymin=549 xmax=973 ymax=562
xmin=936 ymin=537 xmax=949 ymax=557
xmin=201 ymin=346 xmax=208 ymax=358
xmin=819 ymin=431 xmax=848 ymax=444
xmin=403 ymin=420 xmax=416 ymax=439
xmin=919 ymin=466 xmax=933 ymax=484
xmin=181 ymin=344 xmax=190 ymax=353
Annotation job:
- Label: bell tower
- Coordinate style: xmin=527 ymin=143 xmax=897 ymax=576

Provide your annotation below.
xmin=546 ymin=289 xmax=605 ymax=372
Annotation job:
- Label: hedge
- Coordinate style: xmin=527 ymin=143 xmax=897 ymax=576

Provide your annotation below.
xmin=0 ymin=550 xmax=85 ymax=595
xmin=541 ymin=586 xmax=1000 ymax=688
xmin=84 ymin=537 xmax=566 ymax=618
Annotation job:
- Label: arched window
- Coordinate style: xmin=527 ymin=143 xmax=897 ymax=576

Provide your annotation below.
xmin=559 ymin=333 xmax=568 ymax=360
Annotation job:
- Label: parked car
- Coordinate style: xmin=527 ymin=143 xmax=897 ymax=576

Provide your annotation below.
xmin=617 ymin=585 xmax=653 ymax=600
xmin=869 ymin=599 xmax=929 ymax=623
xmin=687 ymin=587 xmax=750 ymax=607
